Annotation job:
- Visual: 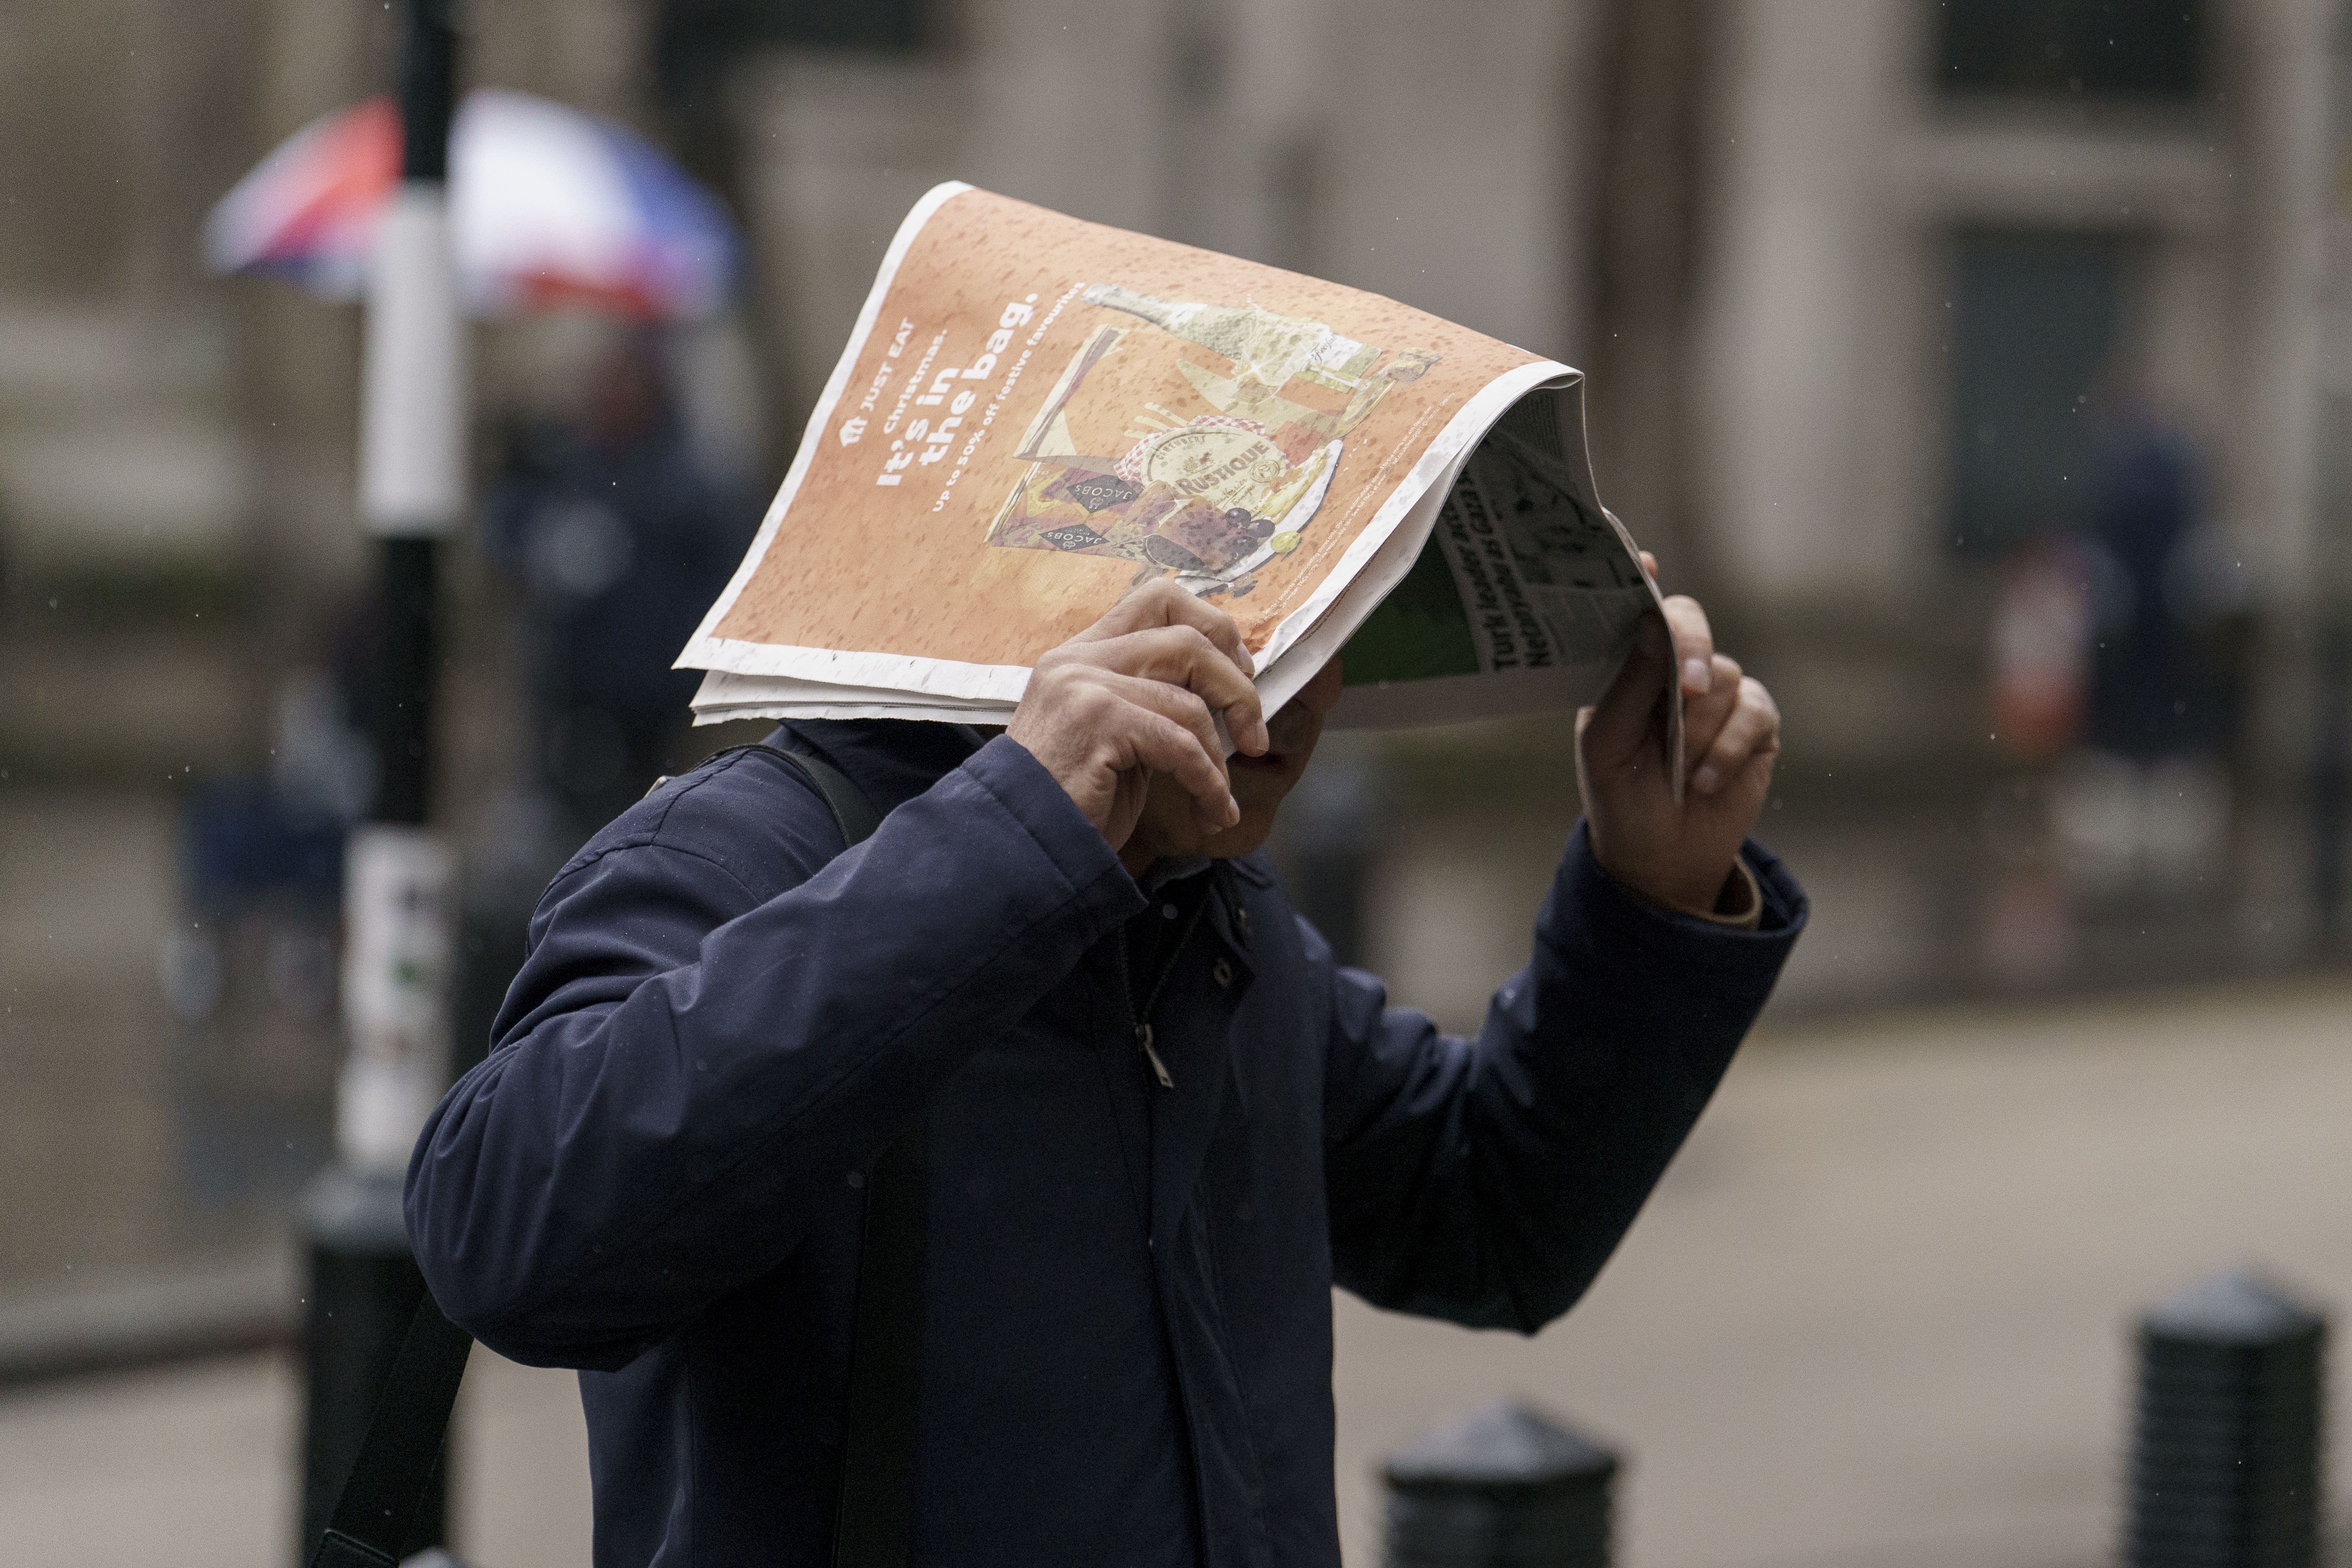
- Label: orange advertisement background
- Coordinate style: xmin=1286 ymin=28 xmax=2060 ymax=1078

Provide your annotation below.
xmin=711 ymin=188 xmax=1541 ymax=666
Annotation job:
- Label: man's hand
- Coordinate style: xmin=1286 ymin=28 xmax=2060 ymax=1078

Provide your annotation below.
xmin=1576 ymin=568 xmax=1780 ymax=916
xmin=1007 ymin=580 xmax=1271 ymax=855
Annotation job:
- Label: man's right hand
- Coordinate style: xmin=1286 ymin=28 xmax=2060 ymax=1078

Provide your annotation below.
xmin=1006 ymin=580 xmax=1270 ymax=856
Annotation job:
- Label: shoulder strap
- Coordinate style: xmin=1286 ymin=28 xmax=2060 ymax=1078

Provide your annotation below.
xmin=833 ymin=1121 xmax=927 ymax=1568
xmin=748 ymin=738 xmax=883 ymax=848
xmin=755 ymin=740 xmax=929 ymax=1568
xmin=313 ymin=740 xmax=915 ymax=1568
xmin=307 ymin=1294 xmax=472 ymax=1567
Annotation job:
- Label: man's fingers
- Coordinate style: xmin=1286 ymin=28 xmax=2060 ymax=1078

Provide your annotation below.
xmin=1097 ymin=670 xmax=1228 ymax=793
xmin=1012 ymin=581 xmax=1269 ymax=846
xmin=1691 ymin=677 xmax=1781 ymax=795
xmin=1579 ymin=609 xmax=1673 ymax=765
xmin=1098 ymin=583 xmax=1266 ymax=754
xmin=1678 ymin=652 xmax=1744 ymax=769
xmin=1660 ymin=594 xmax=1714 ymax=697
xmin=1083 ymin=623 xmax=1268 ymax=755
xmin=1076 ymin=578 xmax=1198 ymax=642
xmin=1077 ymin=580 xmax=1255 ymax=681
xmin=1104 ymin=686 xmax=1238 ymax=828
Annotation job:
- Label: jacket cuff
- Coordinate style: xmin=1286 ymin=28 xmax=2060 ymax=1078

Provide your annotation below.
xmin=960 ymin=734 xmax=1147 ymax=926
xmin=1548 ymin=820 xmax=1806 ymax=992
xmin=1658 ymin=856 xmax=1763 ymax=929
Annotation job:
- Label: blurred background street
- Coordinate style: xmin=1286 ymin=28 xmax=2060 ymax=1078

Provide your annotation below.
xmin=5 ymin=0 xmax=2352 ymax=1563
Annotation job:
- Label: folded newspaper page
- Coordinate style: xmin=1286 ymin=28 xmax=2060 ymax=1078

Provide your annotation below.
xmin=679 ymin=182 xmax=1678 ymax=782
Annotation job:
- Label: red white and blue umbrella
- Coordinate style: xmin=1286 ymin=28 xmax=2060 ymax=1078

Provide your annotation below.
xmin=205 ymin=89 xmax=737 ymax=320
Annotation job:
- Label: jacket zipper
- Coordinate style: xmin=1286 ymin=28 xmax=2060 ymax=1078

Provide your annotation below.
xmin=1137 ymin=1022 xmax=1175 ymax=1089
xmin=1117 ymin=884 xmax=1215 ymax=1091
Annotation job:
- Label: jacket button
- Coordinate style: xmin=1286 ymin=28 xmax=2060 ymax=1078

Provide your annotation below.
xmin=1235 ymin=907 xmax=1251 ymax=940
xmin=1212 ymin=959 xmax=1234 ymax=987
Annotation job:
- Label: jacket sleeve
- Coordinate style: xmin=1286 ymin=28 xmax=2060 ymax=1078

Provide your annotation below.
xmin=1321 ymin=821 xmax=1805 ymax=1333
xmin=404 ymin=737 xmax=1144 ymax=1368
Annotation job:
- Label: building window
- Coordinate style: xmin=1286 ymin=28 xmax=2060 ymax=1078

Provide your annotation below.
xmin=1935 ymin=0 xmax=2203 ymax=99
xmin=657 ymin=0 xmax=930 ymax=102
xmin=1947 ymin=229 xmax=2130 ymax=555
xmin=654 ymin=0 xmax=932 ymax=136
xmin=753 ymin=0 xmax=927 ymax=53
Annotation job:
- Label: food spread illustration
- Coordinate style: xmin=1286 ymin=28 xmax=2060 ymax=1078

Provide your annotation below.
xmin=985 ymin=284 xmax=1441 ymax=598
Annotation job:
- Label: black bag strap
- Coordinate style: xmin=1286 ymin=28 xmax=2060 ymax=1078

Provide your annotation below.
xmin=751 ymin=740 xmax=883 ymax=845
xmin=310 ymin=1293 xmax=473 ymax=1567
xmin=311 ymin=737 xmax=917 ymax=1568
xmin=833 ymin=1120 xmax=927 ymax=1568
xmin=754 ymin=742 xmax=924 ymax=1568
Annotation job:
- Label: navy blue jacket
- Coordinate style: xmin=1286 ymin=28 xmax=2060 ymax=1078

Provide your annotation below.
xmin=405 ymin=721 xmax=1805 ymax=1568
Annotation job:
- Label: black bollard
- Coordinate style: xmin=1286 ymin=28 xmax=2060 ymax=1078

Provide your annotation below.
xmin=2127 ymin=1270 xmax=2325 ymax=1568
xmin=1382 ymin=1399 xmax=1618 ymax=1568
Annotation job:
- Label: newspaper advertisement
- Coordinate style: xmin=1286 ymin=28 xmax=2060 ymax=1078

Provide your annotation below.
xmin=678 ymin=182 xmax=1676 ymax=779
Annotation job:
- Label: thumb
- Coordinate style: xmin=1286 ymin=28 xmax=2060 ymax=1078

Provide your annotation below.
xmin=1580 ymin=611 xmax=1672 ymax=767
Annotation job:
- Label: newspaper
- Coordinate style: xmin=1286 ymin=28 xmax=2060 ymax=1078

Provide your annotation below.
xmin=679 ymin=182 xmax=1678 ymax=782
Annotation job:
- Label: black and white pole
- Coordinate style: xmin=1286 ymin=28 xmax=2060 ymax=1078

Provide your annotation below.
xmin=299 ymin=0 xmax=466 ymax=1561
xmin=1382 ymin=1400 xmax=1619 ymax=1568
xmin=2126 ymin=1270 xmax=2325 ymax=1568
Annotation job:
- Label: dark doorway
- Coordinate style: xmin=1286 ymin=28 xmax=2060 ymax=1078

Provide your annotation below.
xmin=1946 ymin=229 xmax=2131 ymax=555
xmin=1935 ymin=0 xmax=2204 ymax=100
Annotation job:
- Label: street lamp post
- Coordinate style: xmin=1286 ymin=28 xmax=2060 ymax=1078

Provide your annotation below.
xmin=298 ymin=0 xmax=466 ymax=1560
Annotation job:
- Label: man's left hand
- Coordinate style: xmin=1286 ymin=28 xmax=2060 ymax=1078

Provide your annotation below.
xmin=1576 ymin=566 xmax=1780 ymax=917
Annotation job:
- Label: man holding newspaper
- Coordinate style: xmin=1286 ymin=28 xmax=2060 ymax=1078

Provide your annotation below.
xmin=404 ymin=185 xmax=1805 ymax=1568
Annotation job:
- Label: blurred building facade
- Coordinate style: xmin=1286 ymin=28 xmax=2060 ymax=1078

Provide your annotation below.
xmin=1699 ymin=1 xmax=2334 ymax=794
xmin=0 ymin=0 xmax=656 ymax=790
xmin=2 ymin=0 xmax=2341 ymax=789
xmin=0 ymin=0 xmax=663 ymax=1301
xmin=718 ymin=0 xmax=2340 ymax=798
xmin=0 ymin=0 xmax=2346 ymax=1056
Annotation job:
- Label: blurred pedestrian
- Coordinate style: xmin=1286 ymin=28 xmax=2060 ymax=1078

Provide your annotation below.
xmin=1989 ymin=531 xmax=2095 ymax=764
xmin=2051 ymin=394 xmax=2244 ymax=901
xmin=482 ymin=330 xmax=754 ymax=847
xmin=164 ymin=632 xmax=373 ymax=1218
xmin=2082 ymin=397 xmax=2230 ymax=764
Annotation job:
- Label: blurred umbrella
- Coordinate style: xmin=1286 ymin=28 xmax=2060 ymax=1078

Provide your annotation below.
xmin=205 ymin=89 xmax=736 ymax=320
